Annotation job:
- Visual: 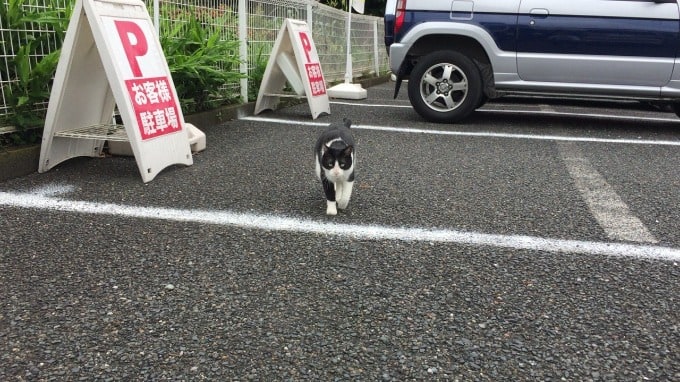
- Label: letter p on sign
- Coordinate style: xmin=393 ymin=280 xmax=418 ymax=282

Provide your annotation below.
xmin=115 ymin=20 xmax=148 ymax=78
xmin=299 ymin=31 xmax=312 ymax=63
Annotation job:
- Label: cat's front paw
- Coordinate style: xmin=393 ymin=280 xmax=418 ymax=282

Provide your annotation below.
xmin=326 ymin=201 xmax=338 ymax=215
xmin=337 ymin=182 xmax=353 ymax=210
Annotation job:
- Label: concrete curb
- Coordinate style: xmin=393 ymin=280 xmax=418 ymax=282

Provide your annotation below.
xmin=0 ymin=75 xmax=391 ymax=182
xmin=0 ymin=145 xmax=41 ymax=182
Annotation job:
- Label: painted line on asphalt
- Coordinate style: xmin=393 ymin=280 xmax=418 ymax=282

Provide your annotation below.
xmin=331 ymin=101 xmax=412 ymax=108
xmin=480 ymin=108 xmax=679 ymax=123
xmin=557 ymin=142 xmax=658 ymax=243
xmin=241 ymin=116 xmax=680 ymax=146
xmin=330 ymin=100 xmax=680 ymax=123
xmin=538 ymin=104 xmax=555 ymax=113
xmin=1 ymin=189 xmax=679 ymax=261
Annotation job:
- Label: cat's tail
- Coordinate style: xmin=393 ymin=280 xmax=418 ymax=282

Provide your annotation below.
xmin=342 ymin=118 xmax=352 ymax=129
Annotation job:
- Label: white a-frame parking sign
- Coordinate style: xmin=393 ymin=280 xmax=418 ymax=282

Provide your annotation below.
xmin=39 ymin=0 xmax=193 ymax=182
xmin=255 ymin=19 xmax=330 ymax=119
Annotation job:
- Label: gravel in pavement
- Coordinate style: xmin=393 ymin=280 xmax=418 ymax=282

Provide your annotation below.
xmin=1 ymin=83 xmax=679 ymax=380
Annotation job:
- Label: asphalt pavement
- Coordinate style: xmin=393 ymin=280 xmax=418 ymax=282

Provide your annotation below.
xmin=1 ymin=82 xmax=679 ymax=381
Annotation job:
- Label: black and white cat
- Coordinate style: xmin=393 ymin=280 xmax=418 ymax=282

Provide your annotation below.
xmin=314 ymin=118 xmax=355 ymax=215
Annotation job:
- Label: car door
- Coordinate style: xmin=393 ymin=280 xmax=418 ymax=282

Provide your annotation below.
xmin=516 ymin=0 xmax=679 ymax=88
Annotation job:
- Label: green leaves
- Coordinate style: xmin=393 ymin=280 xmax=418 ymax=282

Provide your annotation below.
xmin=0 ymin=0 xmax=70 ymax=139
xmin=159 ymin=8 xmax=244 ymax=113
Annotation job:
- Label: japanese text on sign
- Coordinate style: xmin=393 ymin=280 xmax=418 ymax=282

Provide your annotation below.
xmin=305 ymin=63 xmax=326 ymax=96
xmin=125 ymin=76 xmax=181 ymax=140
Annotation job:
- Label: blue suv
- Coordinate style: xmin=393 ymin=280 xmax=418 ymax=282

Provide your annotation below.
xmin=384 ymin=0 xmax=680 ymax=123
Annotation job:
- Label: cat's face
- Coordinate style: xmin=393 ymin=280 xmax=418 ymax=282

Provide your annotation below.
xmin=322 ymin=145 xmax=353 ymax=172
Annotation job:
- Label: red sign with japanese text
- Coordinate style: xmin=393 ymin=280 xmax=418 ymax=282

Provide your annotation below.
xmin=298 ymin=31 xmax=326 ymax=96
xmin=305 ymin=63 xmax=326 ymax=96
xmin=125 ymin=77 xmax=181 ymax=140
xmin=109 ymin=18 xmax=183 ymax=140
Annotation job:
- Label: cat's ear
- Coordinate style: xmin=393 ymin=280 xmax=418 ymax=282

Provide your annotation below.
xmin=343 ymin=118 xmax=352 ymax=128
xmin=343 ymin=145 xmax=353 ymax=156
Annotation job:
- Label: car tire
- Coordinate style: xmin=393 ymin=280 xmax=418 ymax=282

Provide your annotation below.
xmin=407 ymin=50 xmax=483 ymax=123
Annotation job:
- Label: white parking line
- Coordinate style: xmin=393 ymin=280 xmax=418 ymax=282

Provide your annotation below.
xmin=557 ymin=142 xmax=658 ymax=243
xmin=1 ymin=189 xmax=678 ymax=261
xmin=242 ymin=116 xmax=680 ymax=146
xmin=538 ymin=104 xmax=555 ymax=113
xmin=331 ymin=101 xmax=412 ymax=108
xmin=330 ymin=100 xmax=680 ymax=123
xmin=482 ymin=108 xmax=679 ymax=123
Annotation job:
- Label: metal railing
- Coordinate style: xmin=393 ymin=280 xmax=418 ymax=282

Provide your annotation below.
xmin=0 ymin=0 xmax=389 ymax=131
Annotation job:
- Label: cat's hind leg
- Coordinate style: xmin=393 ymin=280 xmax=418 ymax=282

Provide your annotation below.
xmin=336 ymin=181 xmax=353 ymax=210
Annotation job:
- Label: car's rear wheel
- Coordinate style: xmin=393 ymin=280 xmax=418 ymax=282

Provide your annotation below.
xmin=407 ymin=50 xmax=483 ymax=123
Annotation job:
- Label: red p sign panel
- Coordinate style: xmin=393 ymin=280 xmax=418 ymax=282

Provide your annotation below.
xmin=114 ymin=20 xmax=148 ymax=78
xmin=299 ymin=31 xmax=312 ymax=63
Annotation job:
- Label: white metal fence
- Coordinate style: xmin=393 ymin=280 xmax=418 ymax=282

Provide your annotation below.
xmin=0 ymin=0 xmax=388 ymax=129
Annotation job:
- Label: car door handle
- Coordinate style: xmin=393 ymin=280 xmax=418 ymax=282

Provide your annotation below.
xmin=529 ymin=8 xmax=549 ymax=18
